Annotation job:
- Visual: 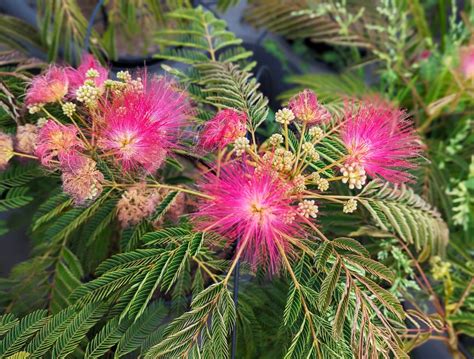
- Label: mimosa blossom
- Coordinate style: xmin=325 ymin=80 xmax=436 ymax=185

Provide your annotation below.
xmin=35 ymin=120 xmax=84 ymax=169
xmin=61 ymin=157 xmax=104 ymax=205
xmin=194 ymin=163 xmax=304 ymax=273
xmin=199 ymin=109 xmax=247 ymax=151
xmin=25 ymin=66 xmax=68 ymax=106
xmin=289 ymin=89 xmax=331 ymax=124
xmin=66 ymin=54 xmax=108 ymax=94
xmin=340 ymin=101 xmax=422 ymax=184
xmin=15 ymin=124 xmax=38 ymax=154
xmin=117 ymin=184 xmax=161 ymax=227
xmin=0 ymin=132 xmax=13 ymax=170
xmin=97 ymin=77 xmax=191 ymax=172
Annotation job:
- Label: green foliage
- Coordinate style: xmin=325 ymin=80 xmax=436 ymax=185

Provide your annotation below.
xmin=154 ymin=5 xmax=269 ymax=133
xmin=0 ymin=310 xmax=48 ymax=357
xmin=145 ymin=282 xmax=235 ymax=358
xmin=359 ymin=179 xmax=449 ymax=258
xmin=196 ymin=61 xmax=269 ymax=130
xmin=154 ymin=6 xmax=252 ymax=66
xmin=72 ymin=227 xmax=206 ymax=324
xmin=0 ymin=16 xmax=44 ymax=55
xmin=0 ymin=164 xmax=42 ymax=214
xmin=37 ymin=0 xmax=104 ymax=63
xmin=114 ymin=301 xmax=167 ymax=357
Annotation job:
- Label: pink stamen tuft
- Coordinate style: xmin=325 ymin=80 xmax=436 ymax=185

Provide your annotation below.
xmin=25 ymin=66 xmax=69 ymax=106
xmin=341 ymin=100 xmax=423 ymax=184
xmin=97 ymin=76 xmax=192 ymax=173
xmin=199 ymin=109 xmax=247 ymax=151
xmin=289 ymin=89 xmax=331 ymax=124
xmin=194 ymin=162 xmax=304 ymax=273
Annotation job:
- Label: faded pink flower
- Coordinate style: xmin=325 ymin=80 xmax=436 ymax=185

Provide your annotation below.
xmin=35 ymin=120 xmax=84 ymax=169
xmin=199 ymin=109 xmax=247 ymax=151
xmin=0 ymin=132 xmax=14 ymax=170
xmin=15 ymin=124 xmax=38 ymax=154
xmin=194 ymin=163 xmax=303 ymax=273
xmin=117 ymin=183 xmax=161 ymax=227
xmin=289 ymin=89 xmax=331 ymax=124
xmin=66 ymin=54 xmax=108 ymax=94
xmin=97 ymin=77 xmax=191 ymax=172
xmin=62 ymin=156 xmax=104 ymax=205
xmin=25 ymin=66 xmax=68 ymax=106
xmin=460 ymin=45 xmax=474 ymax=80
xmin=341 ymin=100 xmax=422 ymax=184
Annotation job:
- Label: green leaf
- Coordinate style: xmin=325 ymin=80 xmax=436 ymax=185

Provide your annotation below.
xmin=0 ymin=310 xmax=48 ymax=357
xmin=26 ymin=307 xmax=76 ymax=357
xmin=115 ymin=301 xmax=167 ymax=358
xmin=318 ymin=259 xmax=342 ymax=311
xmin=50 ymin=303 xmax=107 ymax=358
xmin=84 ymin=317 xmax=128 ymax=359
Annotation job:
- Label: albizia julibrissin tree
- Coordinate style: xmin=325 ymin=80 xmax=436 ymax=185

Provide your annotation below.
xmin=0 ymin=7 xmax=449 ymax=359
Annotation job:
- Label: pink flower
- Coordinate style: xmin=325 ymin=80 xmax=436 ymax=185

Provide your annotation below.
xmin=460 ymin=45 xmax=474 ymax=80
xmin=15 ymin=124 xmax=38 ymax=154
xmin=35 ymin=120 xmax=84 ymax=169
xmin=66 ymin=54 xmax=108 ymax=94
xmin=340 ymin=100 xmax=422 ymax=184
xmin=97 ymin=77 xmax=191 ymax=172
xmin=289 ymin=89 xmax=331 ymax=124
xmin=25 ymin=66 xmax=68 ymax=106
xmin=62 ymin=156 xmax=104 ymax=205
xmin=194 ymin=163 xmax=303 ymax=273
xmin=116 ymin=183 xmax=161 ymax=227
xmin=0 ymin=132 xmax=13 ymax=170
xmin=199 ymin=109 xmax=247 ymax=151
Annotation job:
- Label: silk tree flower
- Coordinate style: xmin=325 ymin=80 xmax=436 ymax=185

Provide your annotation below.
xmin=97 ymin=77 xmax=191 ymax=172
xmin=460 ymin=45 xmax=474 ymax=80
xmin=25 ymin=66 xmax=69 ymax=107
xmin=289 ymin=89 xmax=331 ymax=124
xmin=199 ymin=109 xmax=247 ymax=151
xmin=0 ymin=132 xmax=14 ymax=170
xmin=61 ymin=157 xmax=104 ymax=205
xmin=35 ymin=120 xmax=84 ymax=169
xmin=340 ymin=100 xmax=422 ymax=185
xmin=66 ymin=54 xmax=108 ymax=94
xmin=117 ymin=184 xmax=161 ymax=227
xmin=194 ymin=163 xmax=304 ymax=273
xmin=15 ymin=124 xmax=38 ymax=154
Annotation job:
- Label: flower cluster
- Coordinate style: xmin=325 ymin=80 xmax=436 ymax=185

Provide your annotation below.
xmin=2 ymin=64 xmax=423 ymax=274
xmin=193 ymin=89 xmax=423 ymax=273
xmin=1 ymin=55 xmax=192 ymax=206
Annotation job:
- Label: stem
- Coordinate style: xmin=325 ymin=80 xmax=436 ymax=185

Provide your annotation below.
xmin=203 ymin=13 xmax=216 ymax=61
xmin=315 ymin=156 xmax=346 ymax=175
xmin=11 ymin=151 xmax=38 ymax=160
xmin=396 ymin=239 xmax=445 ymax=316
xmin=194 ymin=256 xmax=218 ymax=283
xmin=452 ymin=277 xmax=474 ymax=314
xmin=230 ymin=248 xmax=240 ymax=359
xmin=223 ymin=238 xmax=248 ymax=286
xmin=41 ymin=107 xmax=62 ymax=124
xmin=293 ymin=122 xmax=307 ymax=176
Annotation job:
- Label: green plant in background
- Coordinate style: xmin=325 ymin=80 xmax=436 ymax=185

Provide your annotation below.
xmin=0 ymin=1 xmax=472 ymax=358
